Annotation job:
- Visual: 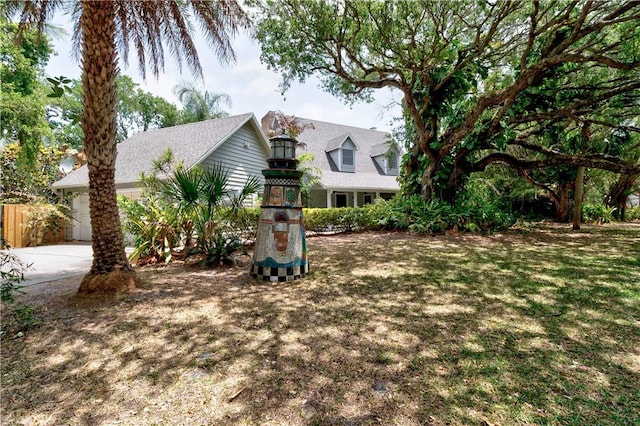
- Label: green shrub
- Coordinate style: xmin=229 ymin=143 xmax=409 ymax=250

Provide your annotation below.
xmin=625 ymin=205 xmax=640 ymax=221
xmin=454 ymin=198 xmax=515 ymax=232
xmin=1 ymin=238 xmax=30 ymax=302
xmin=303 ymin=208 xmax=339 ymax=233
xmin=195 ymin=219 xmax=246 ymax=267
xmin=581 ymin=203 xmax=616 ymax=224
xmin=455 ymin=180 xmax=516 ymax=232
xmin=220 ymin=206 xmax=260 ymax=242
xmin=219 ymin=192 xmax=515 ymax=239
xmin=1 ymin=238 xmax=38 ymax=335
xmin=118 ymin=195 xmax=177 ymax=263
xmin=120 ymin=151 xmax=260 ymax=267
xmin=303 ymin=207 xmax=377 ymax=233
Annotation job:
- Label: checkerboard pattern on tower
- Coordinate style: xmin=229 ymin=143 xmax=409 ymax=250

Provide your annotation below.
xmin=250 ymin=263 xmax=310 ymax=282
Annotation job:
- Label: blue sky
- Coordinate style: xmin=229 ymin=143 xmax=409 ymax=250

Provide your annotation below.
xmin=44 ymin=19 xmax=402 ymax=133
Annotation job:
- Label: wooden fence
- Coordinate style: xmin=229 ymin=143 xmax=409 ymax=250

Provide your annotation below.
xmin=1 ymin=204 xmax=64 ymax=248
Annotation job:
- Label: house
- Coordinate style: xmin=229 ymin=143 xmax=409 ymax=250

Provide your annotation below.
xmin=261 ymin=112 xmax=401 ymax=208
xmin=52 ymin=113 xmax=271 ymax=241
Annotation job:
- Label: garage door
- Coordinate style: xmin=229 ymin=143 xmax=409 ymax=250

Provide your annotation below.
xmin=73 ymin=193 xmax=92 ymax=241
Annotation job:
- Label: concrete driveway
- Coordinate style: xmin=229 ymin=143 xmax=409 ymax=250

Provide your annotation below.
xmin=5 ymin=243 xmax=94 ymax=285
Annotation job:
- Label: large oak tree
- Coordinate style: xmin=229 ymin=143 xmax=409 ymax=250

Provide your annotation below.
xmin=5 ymin=0 xmax=248 ymax=293
xmin=252 ymin=0 xmax=640 ymax=203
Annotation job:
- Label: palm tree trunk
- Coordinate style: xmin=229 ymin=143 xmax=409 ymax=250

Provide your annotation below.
xmin=78 ymin=0 xmax=139 ymax=293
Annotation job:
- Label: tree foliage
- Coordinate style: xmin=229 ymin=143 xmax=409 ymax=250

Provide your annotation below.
xmin=252 ymin=0 xmax=640 ymax=205
xmin=49 ymin=75 xmax=180 ymax=148
xmin=0 ymin=141 xmax=76 ymax=203
xmin=173 ymin=82 xmax=232 ymax=124
xmin=0 ymin=18 xmax=52 ymax=164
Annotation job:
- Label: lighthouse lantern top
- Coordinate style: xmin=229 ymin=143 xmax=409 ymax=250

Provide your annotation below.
xmin=270 ymin=134 xmax=296 ymax=159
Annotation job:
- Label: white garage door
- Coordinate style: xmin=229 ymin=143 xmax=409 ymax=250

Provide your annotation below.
xmin=72 ymin=193 xmax=92 ymax=241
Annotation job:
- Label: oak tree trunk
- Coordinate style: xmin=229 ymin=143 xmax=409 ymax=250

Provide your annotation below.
xmin=554 ymin=181 xmax=572 ymax=222
xmin=78 ymin=1 xmax=139 ymax=294
xmin=607 ymin=172 xmax=638 ymax=222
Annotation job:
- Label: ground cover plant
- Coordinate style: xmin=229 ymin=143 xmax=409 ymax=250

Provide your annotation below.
xmin=1 ymin=224 xmax=639 ymax=425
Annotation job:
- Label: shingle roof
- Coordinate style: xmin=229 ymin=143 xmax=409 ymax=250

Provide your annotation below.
xmin=52 ymin=113 xmax=265 ymax=189
xmin=291 ymin=117 xmax=401 ymax=191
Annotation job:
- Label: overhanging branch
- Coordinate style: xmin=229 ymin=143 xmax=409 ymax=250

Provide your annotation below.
xmin=472 ymin=151 xmax=640 ymax=175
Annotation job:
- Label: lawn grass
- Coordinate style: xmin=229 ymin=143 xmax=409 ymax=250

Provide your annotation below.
xmin=1 ymin=223 xmax=639 ymax=425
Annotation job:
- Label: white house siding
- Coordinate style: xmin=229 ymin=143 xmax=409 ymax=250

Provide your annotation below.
xmin=328 ymin=150 xmax=339 ymax=170
xmin=199 ymin=123 xmax=268 ymax=206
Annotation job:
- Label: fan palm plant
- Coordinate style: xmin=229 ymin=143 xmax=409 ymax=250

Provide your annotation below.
xmin=146 ymin=158 xmax=258 ymax=262
xmin=5 ymin=0 xmax=248 ymax=293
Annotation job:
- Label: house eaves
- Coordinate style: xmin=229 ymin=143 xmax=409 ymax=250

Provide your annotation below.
xmin=316 ymin=172 xmax=400 ymax=192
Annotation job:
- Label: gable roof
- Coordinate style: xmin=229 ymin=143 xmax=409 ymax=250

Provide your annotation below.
xmin=370 ymin=141 xmax=400 ymax=158
xmin=280 ymin=115 xmax=401 ymax=192
xmin=53 ymin=113 xmax=269 ymax=190
xmin=325 ymin=133 xmax=359 ymax=152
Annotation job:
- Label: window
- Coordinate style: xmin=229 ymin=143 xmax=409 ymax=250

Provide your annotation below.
xmin=337 ymin=137 xmax=356 ymax=172
xmin=388 ymin=152 xmax=398 ymax=170
xmin=342 ymin=148 xmax=354 ymax=166
xmin=335 ymin=193 xmax=347 ymax=208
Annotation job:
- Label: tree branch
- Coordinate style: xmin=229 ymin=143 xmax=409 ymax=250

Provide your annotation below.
xmin=472 ymin=151 xmax=640 ymax=174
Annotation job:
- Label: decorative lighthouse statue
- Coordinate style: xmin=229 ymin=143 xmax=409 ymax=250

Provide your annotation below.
xmin=250 ymin=134 xmax=309 ymax=282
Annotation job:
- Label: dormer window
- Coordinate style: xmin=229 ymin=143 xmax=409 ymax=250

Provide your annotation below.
xmin=387 ymin=151 xmax=398 ymax=171
xmin=340 ymin=139 xmax=356 ymax=172
xmin=342 ymin=147 xmax=354 ymax=166
xmin=325 ymin=134 xmax=357 ymax=172
xmin=370 ymin=141 xmax=400 ymax=176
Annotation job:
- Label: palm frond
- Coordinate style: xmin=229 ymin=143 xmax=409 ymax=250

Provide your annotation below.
xmin=109 ymin=0 xmax=247 ymax=81
xmin=201 ymin=163 xmax=230 ymax=211
xmin=9 ymin=1 xmax=247 ymax=80
xmin=229 ymin=175 xmax=262 ymax=211
xmin=162 ymin=166 xmax=203 ymax=214
xmin=5 ymin=0 xmax=65 ymax=42
xmin=189 ymin=0 xmax=250 ymax=64
xmin=174 ymin=82 xmax=231 ymax=121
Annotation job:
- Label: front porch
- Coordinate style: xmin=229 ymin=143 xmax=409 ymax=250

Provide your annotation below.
xmin=307 ymin=189 xmax=396 ymax=208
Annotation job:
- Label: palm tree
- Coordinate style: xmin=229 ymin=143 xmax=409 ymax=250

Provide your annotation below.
xmin=6 ymin=0 xmax=248 ymax=293
xmin=174 ymin=82 xmax=232 ymax=123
